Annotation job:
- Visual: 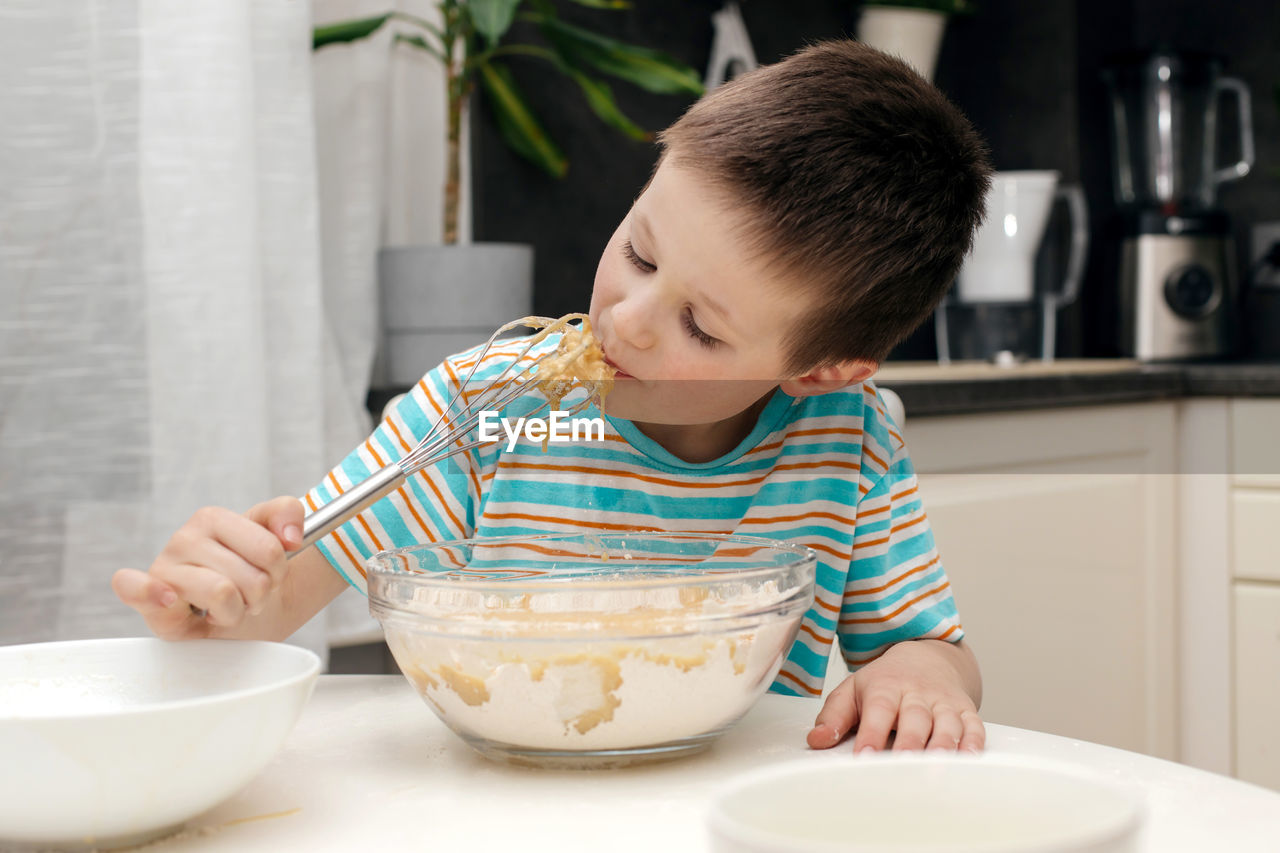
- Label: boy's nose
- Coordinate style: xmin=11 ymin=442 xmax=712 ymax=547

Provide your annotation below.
xmin=611 ymin=296 xmax=656 ymax=350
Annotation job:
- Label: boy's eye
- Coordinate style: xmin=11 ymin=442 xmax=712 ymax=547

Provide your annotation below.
xmin=622 ymin=239 xmax=657 ymax=273
xmin=682 ymin=308 xmax=719 ymax=349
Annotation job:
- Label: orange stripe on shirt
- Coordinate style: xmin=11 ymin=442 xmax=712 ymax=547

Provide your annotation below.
xmin=490 ymin=458 xmax=858 ymax=489
xmin=355 ymin=512 xmax=386 ymax=553
xmin=891 ymin=484 xmax=919 ymax=502
xmin=799 ymin=623 xmax=835 ymax=646
xmin=813 ymin=595 xmax=841 ymax=614
xmin=806 ymin=541 xmax=852 ymax=561
xmin=775 ymin=667 xmax=822 ymax=696
xmin=491 ymin=460 xmax=771 ymax=490
xmin=774 ymin=460 xmax=862 ymax=474
xmin=482 ymin=511 xmax=662 ymax=533
xmin=844 ymin=556 xmax=941 ymax=598
xmin=330 ymin=528 xmax=368 ymax=580
xmin=839 ymin=580 xmax=951 ymax=626
xmin=788 ymin=427 xmax=865 ymax=439
xmin=887 ymin=513 xmax=927 ymax=539
xmin=739 ymin=510 xmax=856 ymax=526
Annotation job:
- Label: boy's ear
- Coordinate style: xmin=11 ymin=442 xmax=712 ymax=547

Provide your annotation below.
xmin=779 ymin=360 xmax=878 ymax=397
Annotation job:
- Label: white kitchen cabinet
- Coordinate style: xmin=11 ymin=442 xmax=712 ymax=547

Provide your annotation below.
xmin=1232 ymin=491 xmax=1280 ymax=583
xmin=1234 ymin=582 xmax=1280 ymax=791
xmin=1230 ymin=398 xmax=1280 ymax=584
xmin=887 ymin=403 xmax=1179 ymax=760
xmin=1230 ymin=398 xmax=1280 ymax=489
xmin=1229 ymin=398 xmax=1280 ymax=791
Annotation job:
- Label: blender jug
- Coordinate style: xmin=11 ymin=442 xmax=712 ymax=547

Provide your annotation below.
xmin=1104 ymin=51 xmax=1254 ymax=360
xmin=1103 ymin=52 xmax=1254 ymax=213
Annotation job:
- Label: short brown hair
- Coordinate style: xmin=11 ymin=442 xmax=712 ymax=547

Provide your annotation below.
xmin=657 ymin=40 xmax=991 ymax=372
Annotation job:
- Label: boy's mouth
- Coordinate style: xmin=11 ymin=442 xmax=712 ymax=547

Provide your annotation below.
xmin=601 ymin=348 xmax=634 ymax=379
xmin=605 ymin=358 xmax=633 ymax=379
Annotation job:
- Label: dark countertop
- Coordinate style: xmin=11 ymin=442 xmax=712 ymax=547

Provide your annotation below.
xmin=874 ymin=359 xmax=1280 ymax=417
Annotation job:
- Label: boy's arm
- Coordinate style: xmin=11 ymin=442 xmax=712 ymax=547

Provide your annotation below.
xmin=808 ymin=393 xmax=982 ymax=751
xmin=112 ymin=497 xmax=350 ymax=642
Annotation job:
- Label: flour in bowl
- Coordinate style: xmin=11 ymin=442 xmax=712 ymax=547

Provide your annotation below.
xmin=382 ymin=583 xmax=802 ymax=753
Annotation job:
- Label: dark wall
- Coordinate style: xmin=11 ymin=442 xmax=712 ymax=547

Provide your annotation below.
xmin=472 ymin=1 xmax=1280 ymax=360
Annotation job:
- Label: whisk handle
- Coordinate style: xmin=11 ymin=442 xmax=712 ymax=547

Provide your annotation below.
xmin=292 ymin=463 xmax=406 ymax=557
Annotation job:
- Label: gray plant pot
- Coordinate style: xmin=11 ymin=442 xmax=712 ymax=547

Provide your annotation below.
xmin=376 ymin=243 xmax=534 ymax=388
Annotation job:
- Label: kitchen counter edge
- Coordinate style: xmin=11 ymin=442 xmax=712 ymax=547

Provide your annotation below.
xmin=876 ymin=362 xmax=1280 ymax=417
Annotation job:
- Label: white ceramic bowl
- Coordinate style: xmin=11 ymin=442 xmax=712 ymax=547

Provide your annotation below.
xmin=0 ymin=638 xmax=319 ymax=849
xmin=708 ymin=754 xmax=1145 ymax=853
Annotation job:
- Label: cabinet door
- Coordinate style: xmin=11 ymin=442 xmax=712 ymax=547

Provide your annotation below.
xmin=1231 ymin=399 xmax=1280 ymax=489
xmin=1234 ymin=583 xmax=1280 ymax=791
xmin=1231 ymin=399 xmax=1280 ymax=584
xmin=1231 ymin=491 xmax=1280 ymax=583
xmin=901 ymin=404 xmax=1178 ymax=759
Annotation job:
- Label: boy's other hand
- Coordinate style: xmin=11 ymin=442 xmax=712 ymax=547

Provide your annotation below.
xmin=111 ymin=496 xmax=305 ymax=640
xmin=806 ymin=638 xmax=984 ymax=753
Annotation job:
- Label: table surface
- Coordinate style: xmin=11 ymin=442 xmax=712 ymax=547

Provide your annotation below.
xmin=145 ymin=675 xmax=1280 ymax=852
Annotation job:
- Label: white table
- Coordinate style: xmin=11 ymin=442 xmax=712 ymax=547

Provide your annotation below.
xmin=154 ymin=675 xmax=1280 ymax=851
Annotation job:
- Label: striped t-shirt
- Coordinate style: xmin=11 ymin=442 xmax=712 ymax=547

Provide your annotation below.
xmin=305 ymin=334 xmax=963 ymax=696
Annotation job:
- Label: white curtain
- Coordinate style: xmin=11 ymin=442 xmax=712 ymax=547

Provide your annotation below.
xmin=0 ymin=0 xmax=432 ymax=660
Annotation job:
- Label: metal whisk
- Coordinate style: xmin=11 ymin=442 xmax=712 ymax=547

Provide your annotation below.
xmin=292 ymin=316 xmax=605 ymax=556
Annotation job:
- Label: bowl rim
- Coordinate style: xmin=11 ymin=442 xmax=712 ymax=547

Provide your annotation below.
xmin=365 ymin=531 xmax=819 ymax=595
xmin=706 ymin=752 xmax=1147 ymax=853
xmin=0 ymin=637 xmax=321 ymax=722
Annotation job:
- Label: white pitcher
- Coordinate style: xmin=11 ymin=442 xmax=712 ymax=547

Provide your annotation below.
xmin=956 ymin=170 xmax=1088 ymax=305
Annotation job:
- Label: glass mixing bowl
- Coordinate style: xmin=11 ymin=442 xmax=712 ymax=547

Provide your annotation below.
xmin=367 ymin=532 xmax=816 ymax=768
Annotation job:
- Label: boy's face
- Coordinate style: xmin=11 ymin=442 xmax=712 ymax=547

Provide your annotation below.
xmin=588 ymin=159 xmax=819 ymax=428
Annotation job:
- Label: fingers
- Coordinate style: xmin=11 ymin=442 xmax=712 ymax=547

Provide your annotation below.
xmin=119 ymin=501 xmax=303 ymax=636
xmin=806 ymin=674 xmax=858 ymax=749
xmin=925 ymin=705 xmax=964 ymax=751
xmin=890 ymin=698 xmax=935 ymax=751
xmin=170 ymin=506 xmax=287 ymax=592
xmin=842 ymin=690 xmax=984 ymax=754
xmin=245 ymin=496 xmax=306 ymax=555
xmin=958 ymin=709 xmax=986 ymax=753
xmin=850 ymin=688 xmax=901 ymax=753
xmin=112 ymin=568 xmax=209 ymax=640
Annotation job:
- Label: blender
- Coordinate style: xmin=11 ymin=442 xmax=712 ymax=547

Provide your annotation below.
xmin=1103 ymin=50 xmax=1254 ymax=360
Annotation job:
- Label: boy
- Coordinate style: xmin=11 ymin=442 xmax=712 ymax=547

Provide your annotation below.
xmin=114 ymin=40 xmax=991 ymax=754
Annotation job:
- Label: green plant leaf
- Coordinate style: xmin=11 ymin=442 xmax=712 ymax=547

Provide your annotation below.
xmin=563 ymin=71 xmax=648 ymax=140
xmin=468 ymin=0 xmax=523 ymax=47
xmin=395 ymin=32 xmax=447 ymax=64
xmin=312 ymin=13 xmax=393 ymax=50
xmin=535 ymin=17 xmax=704 ymax=96
xmin=478 ymin=61 xmax=569 ymax=178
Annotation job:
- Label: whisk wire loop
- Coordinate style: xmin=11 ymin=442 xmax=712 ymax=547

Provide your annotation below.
xmin=292 ymin=316 xmax=603 ymax=556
